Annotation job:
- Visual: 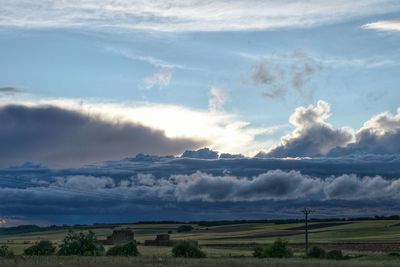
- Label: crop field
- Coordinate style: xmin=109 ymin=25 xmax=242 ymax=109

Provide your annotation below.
xmin=1 ymin=220 xmax=400 ymax=266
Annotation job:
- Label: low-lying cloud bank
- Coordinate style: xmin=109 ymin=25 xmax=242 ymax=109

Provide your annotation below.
xmin=261 ymin=101 xmax=400 ymax=158
xmin=30 ymin=170 xmax=398 ymax=202
xmin=0 ymin=170 xmax=399 ymax=224
xmin=1 ymin=155 xmax=400 ymax=224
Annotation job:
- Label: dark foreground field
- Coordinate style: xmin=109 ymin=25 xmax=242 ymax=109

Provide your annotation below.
xmin=1 ymin=220 xmax=400 ymax=266
xmin=1 ymin=257 xmax=400 ymax=267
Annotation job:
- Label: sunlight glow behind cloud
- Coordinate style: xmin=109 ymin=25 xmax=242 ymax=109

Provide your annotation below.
xmin=0 ymin=97 xmax=276 ymax=156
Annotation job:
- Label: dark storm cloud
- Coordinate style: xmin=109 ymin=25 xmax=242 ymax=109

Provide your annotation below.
xmin=0 ymin=170 xmax=399 ymax=224
xmin=0 ymin=104 xmax=204 ymax=167
xmin=1 ymin=154 xmax=400 ymax=224
xmin=173 ymin=170 xmax=323 ymax=202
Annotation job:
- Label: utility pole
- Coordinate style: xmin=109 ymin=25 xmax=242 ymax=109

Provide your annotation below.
xmin=302 ymin=207 xmax=313 ymax=256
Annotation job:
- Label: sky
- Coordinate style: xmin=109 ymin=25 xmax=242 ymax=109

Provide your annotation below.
xmin=0 ymin=0 xmax=400 ymax=226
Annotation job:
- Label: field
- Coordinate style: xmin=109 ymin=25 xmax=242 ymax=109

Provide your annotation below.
xmin=1 ymin=220 xmax=400 ymax=266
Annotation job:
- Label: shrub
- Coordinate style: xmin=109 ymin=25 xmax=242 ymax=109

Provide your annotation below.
xmin=57 ymin=230 xmax=104 ymax=256
xmin=253 ymin=246 xmax=269 ymax=258
xmin=0 ymin=245 xmax=14 ymax=258
xmin=106 ymin=242 xmax=139 ymax=256
xmin=172 ymin=241 xmax=206 ymax=258
xmin=24 ymin=240 xmax=56 ymax=256
xmin=177 ymin=225 xmax=194 ymax=233
xmin=388 ymin=252 xmax=400 ymax=257
xmin=268 ymin=239 xmax=292 ymax=258
xmin=253 ymin=239 xmax=292 ymax=258
xmin=326 ymin=250 xmax=344 ymax=260
xmin=308 ymin=246 xmax=326 ymax=258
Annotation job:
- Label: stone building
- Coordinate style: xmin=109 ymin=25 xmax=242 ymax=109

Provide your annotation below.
xmin=97 ymin=229 xmax=135 ymax=245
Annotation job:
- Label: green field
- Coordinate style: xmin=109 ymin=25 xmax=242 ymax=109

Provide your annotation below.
xmin=1 ymin=220 xmax=400 ymax=266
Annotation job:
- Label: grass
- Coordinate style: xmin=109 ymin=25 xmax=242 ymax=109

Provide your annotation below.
xmin=1 ymin=220 xmax=400 ymax=266
xmin=1 ymin=256 xmax=400 ymax=267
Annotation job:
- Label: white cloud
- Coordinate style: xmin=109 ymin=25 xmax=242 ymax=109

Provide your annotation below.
xmin=363 ymin=20 xmax=400 ymax=32
xmin=265 ymin=100 xmax=354 ymax=157
xmin=104 ymin=46 xmax=189 ymax=70
xmin=144 ymin=68 xmax=173 ymax=89
xmin=0 ymin=1 xmax=399 ymax=32
xmin=208 ymin=86 xmax=229 ymax=111
xmin=329 ymin=108 xmax=400 ymax=155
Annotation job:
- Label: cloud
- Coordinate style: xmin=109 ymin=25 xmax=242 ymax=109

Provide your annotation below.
xmin=144 ymin=68 xmax=173 ymax=89
xmin=0 ymin=98 xmax=271 ymax=158
xmin=329 ymin=108 xmax=400 ymax=156
xmin=265 ymin=100 xmax=354 ymax=157
xmin=2 ymin=154 xmax=400 ymax=224
xmin=208 ymin=86 xmax=229 ymax=111
xmin=0 ymin=1 xmax=399 ymax=32
xmin=181 ymin=148 xmax=219 ymax=159
xmin=363 ymin=20 xmax=400 ymax=32
xmin=104 ymin=46 xmax=189 ymax=70
xmin=249 ymin=51 xmax=321 ymax=100
xmin=0 ymin=87 xmax=23 ymax=95
xmin=0 ymin=104 xmax=203 ymax=167
xmin=262 ymin=101 xmax=400 ymax=157
xmin=324 ymin=174 xmax=400 ymax=200
xmin=1 ymin=170 xmax=400 ymax=208
xmin=173 ymin=171 xmax=400 ymax=202
xmin=173 ymin=170 xmax=323 ymax=202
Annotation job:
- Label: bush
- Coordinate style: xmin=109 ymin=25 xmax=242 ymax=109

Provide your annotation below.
xmin=177 ymin=225 xmax=194 ymax=233
xmin=388 ymin=252 xmax=400 ymax=257
xmin=253 ymin=246 xmax=269 ymax=258
xmin=308 ymin=246 xmax=326 ymax=258
xmin=326 ymin=250 xmax=344 ymax=260
xmin=106 ymin=242 xmax=139 ymax=256
xmin=24 ymin=240 xmax=56 ymax=256
xmin=0 ymin=245 xmax=14 ymax=258
xmin=172 ymin=241 xmax=206 ymax=258
xmin=57 ymin=230 xmax=104 ymax=256
xmin=253 ymin=239 xmax=292 ymax=258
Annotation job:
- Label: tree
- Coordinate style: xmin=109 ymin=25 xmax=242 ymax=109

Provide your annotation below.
xmin=24 ymin=240 xmax=56 ymax=256
xmin=326 ymin=250 xmax=344 ymax=260
xmin=172 ymin=241 xmax=206 ymax=258
xmin=0 ymin=245 xmax=14 ymax=258
xmin=253 ymin=239 xmax=292 ymax=258
xmin=57 ymin=230 xmax=104 ymax=256
xmin=308 ymin=246 xmax=326 ymax=258
xmin=106 ymin=242 xmax=139 ymax=256
xmin=253 ymin=246 xmax=269 ymax=258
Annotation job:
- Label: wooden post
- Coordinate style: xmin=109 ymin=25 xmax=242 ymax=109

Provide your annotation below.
xmin=302 ymin=207 xmax=313 ymax=256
